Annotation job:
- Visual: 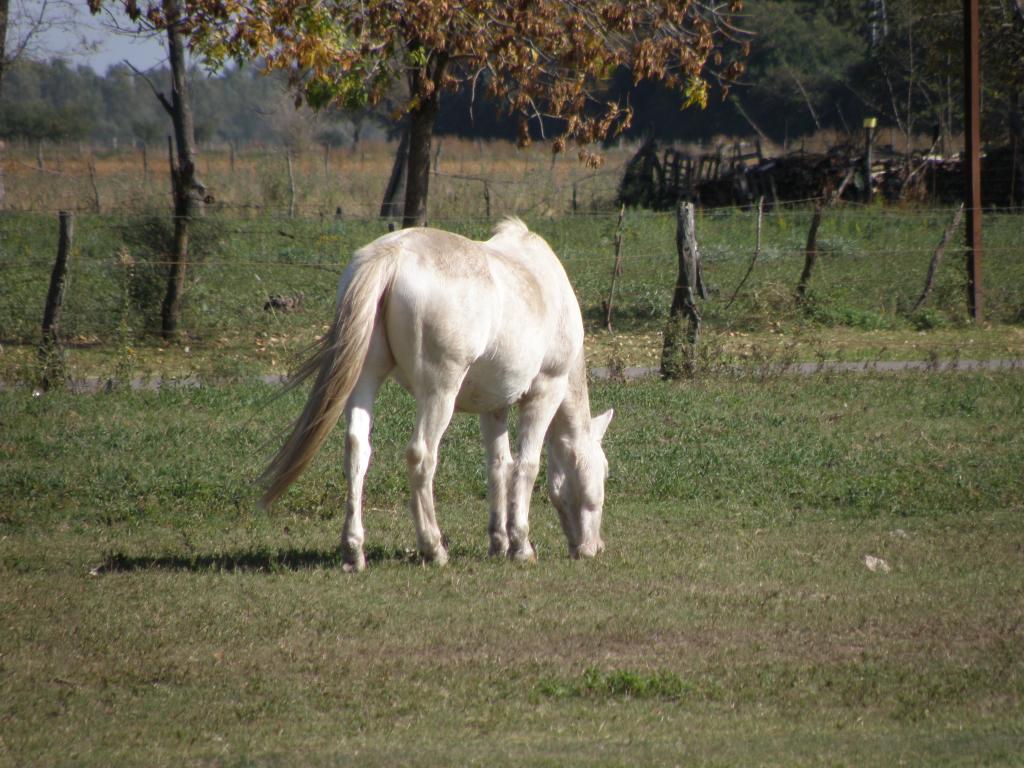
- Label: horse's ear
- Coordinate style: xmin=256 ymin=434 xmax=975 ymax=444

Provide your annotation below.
xmin=591 ymin=409 xmax=613 ymax=442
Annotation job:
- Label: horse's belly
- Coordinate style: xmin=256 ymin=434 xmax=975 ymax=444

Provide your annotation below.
xmin=454 ymin=361 xmax=536 ymax=414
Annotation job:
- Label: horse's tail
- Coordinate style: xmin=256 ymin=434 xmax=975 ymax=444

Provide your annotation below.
xmin=258 ymin=246 xmax=398 ymax=508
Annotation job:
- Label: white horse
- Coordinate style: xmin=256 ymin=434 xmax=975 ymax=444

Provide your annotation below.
xmin=260 ymin=218 xmax=612 ymax=570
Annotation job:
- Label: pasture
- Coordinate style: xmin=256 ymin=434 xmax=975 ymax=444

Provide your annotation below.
xmin=2 ymin=371 xmax=1023 ymax=765
xmin=2 ymin=140 xmax=1024 ymax=764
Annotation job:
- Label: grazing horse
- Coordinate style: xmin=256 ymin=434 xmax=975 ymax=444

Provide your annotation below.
xmin=260 ymin=218 xmax=612 ymax=570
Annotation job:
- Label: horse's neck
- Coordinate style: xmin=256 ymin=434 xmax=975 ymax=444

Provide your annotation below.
xmin=549 ymin=355 xmax=592 ymax=449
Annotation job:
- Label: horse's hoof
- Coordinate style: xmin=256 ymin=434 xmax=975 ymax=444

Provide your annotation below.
xmin=571 ymin=547 xmax=596 ymax=559
xmin=508 ymin=542 xmax=537 ymax=563
xmin=341 ymin=542 xmax=366 ymax=572
xmin=570 ymin=537 xmax=604 ymax=559
xmin=421 ymin=546 xmax=449 ymax=566
xmin=489 ymin=537 xmax=509 ymax=558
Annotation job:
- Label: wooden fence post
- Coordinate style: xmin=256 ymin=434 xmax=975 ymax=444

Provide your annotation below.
xmin=87 ymin=154 xmax=101 ymax=213
xmin=660 ymin=201 xmax=703 ymax=378
xmin=38 ymin=211 xmax=74 ymax=389
xmin=912 ymin=203 xmax=964 ymax=312
xmin=286 ymin=150 xmax=296 ymax=218
xmin=795 ymin=169 xmax=853 ymax=302
xmin=604 ymin=204 xmax=627 ymax=333
xmin=725 ymin=196 xmax=764 ymax=310
xmin=795 ymin=202 xmax=824 ymax=301
xmin=433 ymin=140 xmax=443 ymax=173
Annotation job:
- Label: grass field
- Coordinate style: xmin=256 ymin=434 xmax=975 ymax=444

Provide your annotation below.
xmin=2 ymin=371 xmax=1022 ymax=765
xmin=3 ymin=139 xmax=1023 ymax=764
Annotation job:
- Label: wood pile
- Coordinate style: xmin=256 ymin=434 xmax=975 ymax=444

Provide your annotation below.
xmin=618 ymin=138 xmax=1023 ymax=209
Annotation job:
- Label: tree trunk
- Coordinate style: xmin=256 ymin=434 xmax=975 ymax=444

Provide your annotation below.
xmin=402 ymin=95 xmax=440 ymax=228
xmin=0 ymin=0 xmax=7 ymax=209
xmin=162 ymin=211 xmax=189 ymax=338
xmin=379 ymin=121 xmax=410 ymax=219
xmin=0 ymin=0 xmax=9 ymax=97
xmin=401 ymin=53 xmax=448 ymax=228
xmin=160 ymin=0 xmax=204 ymax=339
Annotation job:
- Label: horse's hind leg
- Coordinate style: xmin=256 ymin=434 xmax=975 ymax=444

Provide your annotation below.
xmin=480 ymin=409 xmax=512 ymax=557
xmin=341 ymin=329 xmax=391 ymax=572
xmin=406 ymin=389 xmax=459 ymax=565
xmin=341 ymin=384 xmax=377 ymax=572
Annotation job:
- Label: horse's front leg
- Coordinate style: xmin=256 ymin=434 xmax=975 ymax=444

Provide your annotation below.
xmin=507 ymin=385 xmax=565 ymax=562
xmin=480 ymin=409 xmax=512 ymax=557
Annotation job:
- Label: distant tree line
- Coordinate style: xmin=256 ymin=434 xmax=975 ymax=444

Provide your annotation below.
xmin=2 ymin=0 xmax=1021 ymax=150
xmin=0 ymin=58 xmax=378 ymax=147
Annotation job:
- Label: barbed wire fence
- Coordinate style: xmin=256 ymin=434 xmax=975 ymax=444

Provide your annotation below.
xmin=2 ymin=143 xmax=1023 ymax=381
xmin=3 ymin=206 xmax=1022 ymax=349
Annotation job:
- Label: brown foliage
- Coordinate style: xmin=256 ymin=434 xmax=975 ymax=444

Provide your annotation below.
xmin=99 ymin=0 xmax=749 ymax=153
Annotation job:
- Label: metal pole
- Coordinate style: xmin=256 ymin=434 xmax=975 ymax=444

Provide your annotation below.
xmin=964 ymin=0 xmax=983 ymax=321
xmin=863 ymin=117 xmax=877 ymax=203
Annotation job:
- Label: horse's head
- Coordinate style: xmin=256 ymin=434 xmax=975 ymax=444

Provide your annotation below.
xmin=547 ymin=409 xmax=613 ymax=559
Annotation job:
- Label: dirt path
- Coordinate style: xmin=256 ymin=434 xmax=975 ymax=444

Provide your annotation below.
xmin=5 ymin=358 xmax=1022 ymax=394
xmin=590 ymin=358 xmax=1024 ymax=380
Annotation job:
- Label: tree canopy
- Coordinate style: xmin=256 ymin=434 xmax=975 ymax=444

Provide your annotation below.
xmin=174 ymin=1 xmax=749 ymax=158
xmin=89 ymin=0 xmax=748 ymax=224
xmin=5 ymin=1 xmax=1021 ymax=153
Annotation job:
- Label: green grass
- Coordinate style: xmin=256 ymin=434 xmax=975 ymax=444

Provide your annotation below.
xmin=2 ymin=372 xmax=1022 ymax=764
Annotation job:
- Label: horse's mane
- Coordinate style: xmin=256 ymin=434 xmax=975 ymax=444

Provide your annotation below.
xmin=491 ymin=216 xmax=531 ymax=240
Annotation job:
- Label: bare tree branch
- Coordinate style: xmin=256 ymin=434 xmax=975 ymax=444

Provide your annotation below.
xmin=123 ymin=58 xmax=174 ymax=115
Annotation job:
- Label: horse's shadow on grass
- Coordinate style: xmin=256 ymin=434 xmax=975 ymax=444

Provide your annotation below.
xmin=93 ymin=541 xmax=472 ymax=575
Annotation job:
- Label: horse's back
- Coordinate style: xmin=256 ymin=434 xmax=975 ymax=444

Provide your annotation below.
xmin=364 ymin=224 xmax=582 ymax=412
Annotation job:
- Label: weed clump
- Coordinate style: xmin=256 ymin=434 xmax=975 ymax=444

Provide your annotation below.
xmin=799 ymin=292 xmax=895 ymax=330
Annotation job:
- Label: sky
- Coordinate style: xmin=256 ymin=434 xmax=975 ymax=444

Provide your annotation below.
xmin=12 ymin=0 xmax=172 ymax=74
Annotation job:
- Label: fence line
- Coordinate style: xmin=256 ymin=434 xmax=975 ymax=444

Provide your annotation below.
xmin=2 ymin=206 xmax=1023 ymax=353
xmin=5 ymin=199 xmax=1024 ymax=219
